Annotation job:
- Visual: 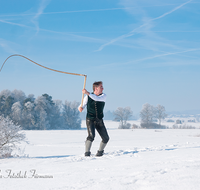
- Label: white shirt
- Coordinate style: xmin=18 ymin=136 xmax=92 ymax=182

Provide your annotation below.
xmin=80 ymin=93 xmax=107 ymax=109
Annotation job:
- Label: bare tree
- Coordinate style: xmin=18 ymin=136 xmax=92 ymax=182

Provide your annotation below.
xmin=155 ymin=104 xmax=167 ymax=125
xmin=113 ymin=107 xmax=133 ymax=129
xmin=140 ymin=103 xmax=155 ymax=125
xmin=0 ymin=116 xmax=26 ymax=158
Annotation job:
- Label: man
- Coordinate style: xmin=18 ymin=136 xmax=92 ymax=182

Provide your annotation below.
xmin=78 ymin=81 xmax=109 ymax=157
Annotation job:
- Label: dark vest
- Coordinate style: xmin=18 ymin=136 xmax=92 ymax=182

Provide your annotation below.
xmin=86 ymin=93 xmax=105 ymax=120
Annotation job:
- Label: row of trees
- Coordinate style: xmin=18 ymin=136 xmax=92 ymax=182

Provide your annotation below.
xmin=140 ymin=103 xmax=167 ymax=128
xmin=113 ymin=103 xmax=167 ymax=129
xmin=0 ymin=89 xmax=168 ymax=130
xmin=0 ymin=89 xmax=81 ymax=130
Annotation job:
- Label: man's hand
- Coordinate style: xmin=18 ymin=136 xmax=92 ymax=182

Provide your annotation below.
xmin=82 ymin=89 xmax=90 ymax=95
xmin=78 ymin=107 xmax=83 ymax=112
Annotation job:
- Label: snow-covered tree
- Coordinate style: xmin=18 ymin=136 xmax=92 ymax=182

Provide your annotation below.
xmin=0 ymin=116 xmax=26 ymax=158
xmin=33 ymin=94 xmax=61 ymax=130
xmin=51 ymin=100 xmax=63 ymax=129
xmin=0 ymin=89 xmax=82 ymax=130
xmin=11 ymin=101 xmax=22 ymax=125
xmin=27 ymin=94 xmax=35 ymax=102
xmin=0 ymin=89 xmax=12 ymax=99
xmin=34 ymin=96 xmax=49 ymax=130
xmin=62 ymin=101 xmax=81 ymax=129
xmin=22 ymin=101 xmax=36 ymax=130
xmin=0 ymin=95 xmax=6 ymax=115
xmin=42 ymin=94 xmax=57 ymax=129
xmin=12 ymin=89 xmax=26 ymax=104
xmin=140 ymin=103 xmax=155 ymax=124
xmin=1 ymin=96 xmax=15 ymax=117
xmin=113 ymin=107 xmax=133 ymax=129
xmin=155 ymin=104 xmax=167 ymax=125
xmin=140 ymin=103 xmax=167 ymax=129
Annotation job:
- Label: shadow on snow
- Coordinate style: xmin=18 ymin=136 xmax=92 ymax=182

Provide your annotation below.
xmin=32 ymin=155 xmax=74 ymax=159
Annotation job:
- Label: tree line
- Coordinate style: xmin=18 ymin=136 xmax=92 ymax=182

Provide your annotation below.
xmin=113 ymin=103 xmax=167 ymax=129
xmin=0 ymin=89 xmax=81 ymax=130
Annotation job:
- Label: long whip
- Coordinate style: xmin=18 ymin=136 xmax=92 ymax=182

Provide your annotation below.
xmin=0 ymin=54 xmax=87 ymax=107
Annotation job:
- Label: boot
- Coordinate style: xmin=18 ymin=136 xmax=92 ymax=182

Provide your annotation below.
xmin=96 ymin=142 xmax=107 ymax=156
xmin=85 ymin=151 xmax=91 ymax=157
xmin=99 ymin=142 xmax=107 ymax=151
xmin=96 ymin=150 xmax=104 ymax=157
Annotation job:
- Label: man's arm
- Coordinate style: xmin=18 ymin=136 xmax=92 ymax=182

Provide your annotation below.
xmin=82 ymin=88 xmax=106 ymax=102
xmin=78 ymin=95 xmax=88 ymax=112
xmin=89 ymin=93 xmax=106 ymax=102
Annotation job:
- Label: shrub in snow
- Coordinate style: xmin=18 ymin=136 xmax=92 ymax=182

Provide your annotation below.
xmin=141 ymin=123 xmax=166 ymax=129
xmin=119 ymin=122 xmax=131 ymax=129
xmin=132 ymin=124 xmax=139 ymax=129
xmin=0 ymin=116 xmax=26 ymax=158
xmin=172 ymin=124 xmax=195 ymax=129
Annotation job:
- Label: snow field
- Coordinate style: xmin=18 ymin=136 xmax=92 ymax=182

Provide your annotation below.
xmin=0 ymin=121 xmax=200 ymax=190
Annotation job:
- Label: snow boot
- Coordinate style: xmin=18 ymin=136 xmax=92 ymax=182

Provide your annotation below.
xmin=85 ymin=151 xmax=91 ymax=157
xmin=96 ymin=142 xmax=107 ymax=156
xmin=96 ymin=150 xmax=104 ymax=157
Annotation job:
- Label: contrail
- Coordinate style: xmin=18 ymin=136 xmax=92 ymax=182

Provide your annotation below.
xmin=0 ymin=4 xmax=185 ymax=18
xmin=152 ymin=0 xmax=192 ymax=21
xmin=125 ymin=48 xmax=200 ymax=65
xmin=0 ymin=18 xmax=104 ymax=44
xmin=0 ymin=8 xmax=127 ymax=18
xmin=96 ymin=48 xmax=200 ymax=70
xmin=32 ymin=0 xmax=51 ymax=34
xmin=0 ymin=19 xmax=28 ymax=28
xmin=96 ymin=0 xmax=193 ymax=52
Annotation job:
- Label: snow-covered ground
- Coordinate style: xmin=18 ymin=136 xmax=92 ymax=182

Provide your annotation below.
xmin=1 ymin=121 xmax=200 ymax=190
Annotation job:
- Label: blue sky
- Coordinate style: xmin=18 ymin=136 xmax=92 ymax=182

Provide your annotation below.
xmin=0 ymin=0 xmax=200 ymax=113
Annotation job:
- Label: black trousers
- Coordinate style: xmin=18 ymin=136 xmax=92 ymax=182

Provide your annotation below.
xmin=86 ymin=118 xmax=109 ymax=144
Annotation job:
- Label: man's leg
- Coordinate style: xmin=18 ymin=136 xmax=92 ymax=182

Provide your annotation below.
xmin=85 ymin=140 xmax=92 ymax=156
xmin=95 ymin=119 xmax=109 ymax=156
xmin=85 ymin=118 xmax=95 ymax=156
xmin=98 ymin=141 xmax=107 ymax=152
